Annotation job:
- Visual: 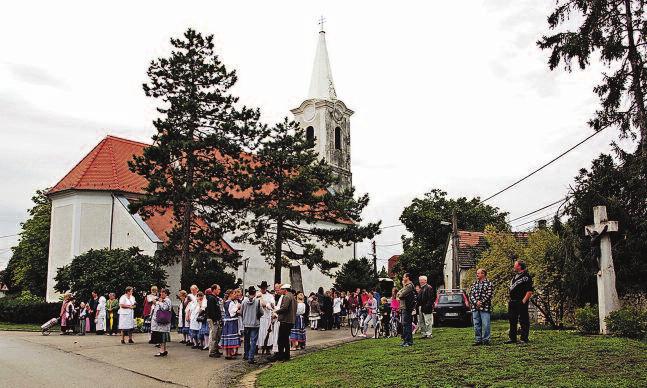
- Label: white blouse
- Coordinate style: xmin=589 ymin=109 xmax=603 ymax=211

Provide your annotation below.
xmin=296 ymin=302 xmax=306 ymax=315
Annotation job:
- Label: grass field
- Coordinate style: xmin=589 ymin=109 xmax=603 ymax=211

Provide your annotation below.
xmin=0 ymin=322 xmax=42 ymax=331
xmin=257 ymin=321 xmax=647 ymax=388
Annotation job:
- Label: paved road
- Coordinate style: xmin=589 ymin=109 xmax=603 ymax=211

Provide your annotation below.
xmin=0 ymin=328 xmax=356 ymax=388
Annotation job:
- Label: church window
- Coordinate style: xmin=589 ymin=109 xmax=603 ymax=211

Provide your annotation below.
xmin=306 ymin=126 xmax=315 ymax=148
xmin=334 ymin=127 xmax=342 ymax=150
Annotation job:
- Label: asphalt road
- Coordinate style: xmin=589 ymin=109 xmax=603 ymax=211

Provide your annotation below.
xmin=0 ymin=334 xmax=173 ymax=388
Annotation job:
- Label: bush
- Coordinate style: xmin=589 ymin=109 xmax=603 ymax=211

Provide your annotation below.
xmin=491 ymin=304 xmax=508 ymax=321
xmin=605 ymin=307 xmax=647 ymax=339
xmin=0 ymin=291 xmax=62 ymax=324
xmin=575 ymin=304 xmax=599 ymax=334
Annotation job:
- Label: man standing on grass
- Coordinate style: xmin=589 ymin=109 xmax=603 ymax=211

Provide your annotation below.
xmin=271 ymin=284 xmax=296 ymax=361
xmin=469 ymin=268 xmax=494 ymax=346
xmin=397 ymin=273 xmax=416 ymax=347
xmin=417 ymin=276 xmax=434 ymax=339
xmin=505 ymin=259 xmax=534 ymax=345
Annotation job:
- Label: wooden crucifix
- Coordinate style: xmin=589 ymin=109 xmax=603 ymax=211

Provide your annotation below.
xmin=584 ymin=205 xmax=619 ymax=334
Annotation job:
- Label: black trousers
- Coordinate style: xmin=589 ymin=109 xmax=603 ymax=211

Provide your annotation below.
xmin=508 ymin=300 xmax=530 ymax=342
xmin=277 ymin=322 xmax=293 ymax=360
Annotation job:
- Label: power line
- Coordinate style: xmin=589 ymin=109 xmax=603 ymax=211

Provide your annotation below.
xmin=0 ymin=234 xmax=18 ymax=239
xmin=508 ymin=197 xmax=568 ymax=223
xmin=481 ymin=127 xmax=608 ymax=203
xmin=379 ymin=224 xmax=404 ymax=230
xmin=376 ymin=242 xmax=403 ymax=247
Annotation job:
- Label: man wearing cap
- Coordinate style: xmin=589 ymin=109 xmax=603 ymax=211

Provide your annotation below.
xmin=257 ymin=281 xmax=275 ymax=354
xmin=241 ymin=286 xmax=261 ymax=364
xmin=270 ymin=284 xmax=296 ymax=361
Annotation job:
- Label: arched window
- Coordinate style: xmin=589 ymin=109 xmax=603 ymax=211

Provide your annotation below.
xmin=334 ymin=127 xmax=342 ymax=150
xmin=306 ymin=126 xmax=315 ymax=148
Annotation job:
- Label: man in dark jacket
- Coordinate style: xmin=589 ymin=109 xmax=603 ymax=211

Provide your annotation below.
xmin=397 ymin=273 xmax=416 ymax=347
xmin=506 ymin=260 xmax=534 ymax=344
xmin=207 ymin=284 xmax=223 ymax=358
xmin=417 ymin=276 xmax=434 ymax=339
xmin=271 ymin=284 xmax=297 ymax=361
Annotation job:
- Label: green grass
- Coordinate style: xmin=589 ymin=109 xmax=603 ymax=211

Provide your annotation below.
xmin=257 ymin=321 xmax=647 ymax=388
xmin=0 ymin=322 xmax=43 ymax=332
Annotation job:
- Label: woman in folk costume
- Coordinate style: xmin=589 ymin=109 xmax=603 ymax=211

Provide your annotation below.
xmin=105 ymin=293 xmax=120 ymax=335
xmin=177 ymin=290 xmax=190 ymax=344
xmin=187 ymin=291 xmax=206 ymax=349
xmin=219 ymin=289 xmax=242 ymax=359
xmin=118 ymin=286 xmax=137 ymax=344
xmin=199 ymin=289 xmax=212 ymax=350
xmin=257 ymin=281 xmax=275 ymax=354
xmin=95 ymin=295 xmax=107 ymax=334
xmin=290 ymin=292 xmax=307 ymax=350
xmin=308 ymin=293 xmax=321 ymax=330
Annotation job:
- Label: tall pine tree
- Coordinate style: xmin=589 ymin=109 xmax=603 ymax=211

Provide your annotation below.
xmin=234 ymin=119 xmax=380 ymax=283
xmin=129 ymin=29 xmax=264 ymax=287
xmin=538 ymin=0 xmax=647 ymax=151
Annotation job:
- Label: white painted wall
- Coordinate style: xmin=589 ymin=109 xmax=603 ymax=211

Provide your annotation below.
xmin=442 ymin=239 xmax=453 ymax=290
xmin=45 ymin=191 xmax=180 ymax=302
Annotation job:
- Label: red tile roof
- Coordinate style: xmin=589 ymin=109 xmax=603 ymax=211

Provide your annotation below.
xmin=49 ymin=135 xmax=149 ymax=195
xmin=456 ymin=230 xmax=529 ymax=268
xmin=387 ymin=255 xmax=400 ymax=277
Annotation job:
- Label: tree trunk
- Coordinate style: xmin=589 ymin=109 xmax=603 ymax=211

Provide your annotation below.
xmin=624 ymin=0 xmax=647 ymax=152
xmin=274 ymin=219 xmax=284 ymax=284
xmin=181 ymin=149 xmax=195 ymax=286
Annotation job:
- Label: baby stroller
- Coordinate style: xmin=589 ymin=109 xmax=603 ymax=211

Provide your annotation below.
xmin=41 ymin=317 xmax=60 ymax=336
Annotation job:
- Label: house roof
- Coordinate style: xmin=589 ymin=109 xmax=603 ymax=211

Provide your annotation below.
xmin=456 ymin=230 xmax=529 ymax=269
xmin=49 ymin=135 xmax=149 ymax=195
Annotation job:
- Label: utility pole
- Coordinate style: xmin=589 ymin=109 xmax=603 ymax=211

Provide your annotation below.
xmin=371 ymin=240 xmax=377 ymax=278
xmin=451 ymin=209 xmax=460 ymax=289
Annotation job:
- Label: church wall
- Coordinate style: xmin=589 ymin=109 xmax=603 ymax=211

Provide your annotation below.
xmin=46 ymin=190 xmax=178 ymax=302
xmin=442 ymin=241 xmax=453 ymax=291
xmin=233 ymin=220 xmax=355 ymax=294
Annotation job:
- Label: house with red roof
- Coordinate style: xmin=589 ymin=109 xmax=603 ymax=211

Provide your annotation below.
xmin=45 ymin=27 xmax=356 ymax=301
xmin=442 ymin=230 xmax=529 ymax=290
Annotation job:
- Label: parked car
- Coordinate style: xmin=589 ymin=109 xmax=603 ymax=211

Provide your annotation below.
xmin=433 ymin=289 xmax=471 ymax=326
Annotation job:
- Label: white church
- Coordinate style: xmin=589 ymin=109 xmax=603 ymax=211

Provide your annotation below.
xmin=45 ymin=27 xmax=356 ymax=302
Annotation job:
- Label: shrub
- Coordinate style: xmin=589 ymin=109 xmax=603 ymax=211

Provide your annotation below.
xmin=491 ymin=304 xmax=508 ymax=321
xmin=574 ymin=304 xmax=599 ymax=334
xmin=605 ymin=307 xmax=647 ymax=339
xmin=0 ymin=291 xmax=62 ymax=324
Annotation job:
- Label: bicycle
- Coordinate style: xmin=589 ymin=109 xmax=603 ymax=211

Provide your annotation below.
xmin=349 ymin=309 xmax=360 ymax=337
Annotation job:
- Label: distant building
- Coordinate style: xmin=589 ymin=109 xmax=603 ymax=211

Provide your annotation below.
xmin=442 ymin=230 xmax=528 ymax=290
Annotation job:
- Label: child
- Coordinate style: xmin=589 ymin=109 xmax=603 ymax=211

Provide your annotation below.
xmin=379 ymin=297 xmax=391 ymax=336
xmin=290 ymin=293 xmax=307 ymax=350
xmin=308 ymin=294 xmax=321 ymax=330
xmin=78 ymin=302 xmax=88 ymax=335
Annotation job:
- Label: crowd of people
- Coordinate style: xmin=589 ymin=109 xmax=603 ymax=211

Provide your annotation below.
xmin=55 ymin=258 xmax=534 ymax=362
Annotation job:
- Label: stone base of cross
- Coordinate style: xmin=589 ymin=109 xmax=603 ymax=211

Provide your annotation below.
xmin=585 ymin=205 xmax=619 ymax=334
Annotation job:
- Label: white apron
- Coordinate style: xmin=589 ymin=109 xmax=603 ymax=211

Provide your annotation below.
xmin=118 ymin=294 xmax=136 ymax=330
xmin=271 ymin=295 xmax=283 ymax=353
xmin=258 ymin=292 xmax=275 ymax=347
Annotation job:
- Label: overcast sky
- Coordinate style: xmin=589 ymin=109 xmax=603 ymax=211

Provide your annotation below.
xmin=0 ymin=1 xmax=631 ymax=270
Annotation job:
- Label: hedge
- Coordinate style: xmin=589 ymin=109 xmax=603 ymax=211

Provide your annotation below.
xmin=0 ymin=293 xmax=62 ymax=324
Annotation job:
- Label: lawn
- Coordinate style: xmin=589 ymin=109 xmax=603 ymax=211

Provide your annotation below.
xmin=256 ymin=321 xmax=647 ymax=388
xmin=0 ymin=322 xmax=43 ymax=332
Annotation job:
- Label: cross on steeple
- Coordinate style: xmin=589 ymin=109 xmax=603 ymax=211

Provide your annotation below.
xmin=318 ymin=15 xmax=326 ymax=32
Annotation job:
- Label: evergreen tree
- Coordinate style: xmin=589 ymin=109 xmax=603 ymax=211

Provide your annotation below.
xmin=129 ymin=29 xmax=264 ymax=287
xmin=234 ymin=119 xmax=380 ymax=283
xmin=2 ymin=190 xmax=50 ymax=296
xmin=396 ymin=189 xmax=508 ymax=286
xmin=333 ymin=257 xmax=376 ymax=292
xmin=538 ymin=0 xmax=647 ymax=151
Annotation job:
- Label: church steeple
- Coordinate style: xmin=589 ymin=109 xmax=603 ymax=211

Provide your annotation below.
xmin=308 ymin=17 xmax=337 ymax=100
xmin=291 ymin=19 xmax=353 ymax=191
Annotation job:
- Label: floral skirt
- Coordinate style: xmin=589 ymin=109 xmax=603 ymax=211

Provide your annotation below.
xmin=290 ymin=315 xmax=306 ymax=343
xmin=219 ymin=319 xmax=240 ymax=349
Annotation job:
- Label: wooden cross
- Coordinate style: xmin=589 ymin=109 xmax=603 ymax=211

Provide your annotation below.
xmin=584 ymin=205 xmax=619 ymax=334
xmin=318 ymin=15 xmax=326 ymax=32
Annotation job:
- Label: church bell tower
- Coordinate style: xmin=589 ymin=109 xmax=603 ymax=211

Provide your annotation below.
xmin=291 ymin=20 xmax=353 ymax=191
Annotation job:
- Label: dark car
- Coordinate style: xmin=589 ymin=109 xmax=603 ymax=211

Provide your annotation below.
xmin=433 ymin=290 xmax=471 ymax=326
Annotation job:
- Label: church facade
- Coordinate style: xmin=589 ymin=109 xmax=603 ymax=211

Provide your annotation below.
xmin=45 ymin=27 xmax=355 ymax=302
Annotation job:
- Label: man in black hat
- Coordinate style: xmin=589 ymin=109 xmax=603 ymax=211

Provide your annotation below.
xmin=241 ymin=286 xmax=261 ymax=364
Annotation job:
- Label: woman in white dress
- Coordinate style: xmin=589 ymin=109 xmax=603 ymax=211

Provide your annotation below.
xmin=118 ymin=286 xmax=137 ymax=344
xmin=95 ymin=295 xmax=107 ymax=334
